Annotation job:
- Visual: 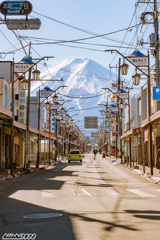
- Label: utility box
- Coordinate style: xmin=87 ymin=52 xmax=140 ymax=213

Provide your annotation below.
xmin=149 ymin=33 xmax=156 ymax=47
xmin=6 ymin=18 xmax=41 ymax=30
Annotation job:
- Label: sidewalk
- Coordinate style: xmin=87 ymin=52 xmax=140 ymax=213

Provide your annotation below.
xmin=108 ymin=156 xmax=160 ymax=183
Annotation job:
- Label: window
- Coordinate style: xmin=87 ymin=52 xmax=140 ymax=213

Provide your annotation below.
xmin=70 ymin=151 xmax=79 ymax=154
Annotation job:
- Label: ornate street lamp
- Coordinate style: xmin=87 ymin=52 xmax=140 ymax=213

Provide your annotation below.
xmin=66 ymin=122 xmax=69 ymax=128
xmin=20 ymin=79 xmax=28 ymax=90
xmin=54 ymin=112 xmax=58 ymax=119
xmin=60 ymin=107 xmax=64 ymax=114
xmin=52 ymin=94 xmax=58 ymax=103
xmin=105 ymin=110 xmax=110 ymax=117
xmin=65 ymin=113 xmax=69 ymax=120
xmin=45 ymin=101 xmax=50 ymax=110
xmin=32 ymin=69 xmax=40 ymax=80
xmin=105 ymin=117 xmax=109 ymax=121
xmin=119 ymin=102 xmax=123 ymax=109
xmin=112 ymin=115 xmax=116 ymax=122
xmin=110 ymin=94 xmax=116 ymax=103
xmin=70 ymin=119 xmax=73 ymax=124
xmin=132 ymin=73 xmax=141 ymax=85
xmin=60 ymin=118 xmax=64 ymax=124
xmin=120 ymin=62 xmax=129 ymax=75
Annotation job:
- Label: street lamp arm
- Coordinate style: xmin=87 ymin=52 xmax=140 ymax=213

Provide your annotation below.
xmin=105 ymin=49 xmax=148 ymax=77
xmin=40 ymin=86 xmax=67 ymax=104
xmin=56 ymin=100 xmax=71 ymax=109
xmin=13 ymin=56 xmax=54 ymax=84
xmin=102 ymin=87 xmax=129 ymax=106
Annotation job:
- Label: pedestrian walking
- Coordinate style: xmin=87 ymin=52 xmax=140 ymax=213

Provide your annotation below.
xmin=102 ymin=150 xmax=106 ymax=160
xmin=93 ymin=149 xmax=97 ymax=159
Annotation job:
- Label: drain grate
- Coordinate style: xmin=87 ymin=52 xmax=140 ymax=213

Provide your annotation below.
xmin=23 ymin=213 xmax=63 ymax=219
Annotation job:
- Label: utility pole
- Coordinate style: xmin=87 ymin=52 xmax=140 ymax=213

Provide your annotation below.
xmin=36 ymin=88 xmax=40 ymax=168
xmin=10 ymin=59 xmax=14 ymax=174
xmin=115 ymin=58 xmax=121 ymax=158
xmin=154 ymin=0 xmax=160 ymax=111
xmin=24 ymin=42 xmax=32 ymax=171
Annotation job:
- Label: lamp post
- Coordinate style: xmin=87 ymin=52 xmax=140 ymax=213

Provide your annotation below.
xmin=105 ymin=49 xmax=152 ymax=174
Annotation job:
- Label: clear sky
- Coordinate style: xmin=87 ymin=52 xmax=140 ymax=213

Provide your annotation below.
xmin=0 ymin=0 xmax=154 ymax=72
xmin=0 ymin=0 xmax=157 ymax=137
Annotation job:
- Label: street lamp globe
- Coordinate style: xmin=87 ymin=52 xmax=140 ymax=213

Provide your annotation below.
xmin=132 ymin=73 xmax=141 ymax=85
xmin=120 ymin=63 xmax=129 ymax=75
xmin=112 ymin=115 xmax=116 ymax=121
xmin=70 ymin=119 xmax=73 ymax=124
xmin=52 ymin=94 xmax=58 ymax=103
xmin=65 ymin=113 xmax=69 ymax=120
xmin=32 ymin=69 xmax=40 ymax=80
xmin=119 ymin=102 xmax=123 ymax=109
xmin=66 ymin=122 xmax=69 ymax=128
xmin=105 ymin=117 xmax=109 ymax=121
xmin=60 ymin=107 xmax=64 ymax=114
xmin=20 ymin=79 xmax=28 ymax=90
xmin=45 ymin=101 xmax=50 ymax=110
xmin=54 ymin=112 xmax=58 ymax=119
xmin=60 ymin=118 xmax=64 ymax=124
xmin=105 ymin=110 xmax=110 ymax=117
xmin=110 ymin=94 xmax=116 ymax=103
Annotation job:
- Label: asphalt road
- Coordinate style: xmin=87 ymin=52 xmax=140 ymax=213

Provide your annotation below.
xmin=0 ymin=154 xmax=160 ymax=240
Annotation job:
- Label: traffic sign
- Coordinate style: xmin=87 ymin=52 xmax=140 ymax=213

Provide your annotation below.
xmin=0 ymin=1 xmax=32 ymax=15
xmin=153 ymin=86 xmax=160 ymax=100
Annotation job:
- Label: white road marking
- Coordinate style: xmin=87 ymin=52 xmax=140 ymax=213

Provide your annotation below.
xmin=81 ymin=189 xmax=92 ymax=197
xmin=126 ymin=189 xmax=157 ymax=197
xmin=106 ymin=189 xmax=119 ymax=196
xmin=41 ymin=190 xmax=55 ymax=198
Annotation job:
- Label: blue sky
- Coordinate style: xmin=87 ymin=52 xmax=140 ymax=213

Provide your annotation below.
xmin=0 ymin=0 xmax=154 ymax=72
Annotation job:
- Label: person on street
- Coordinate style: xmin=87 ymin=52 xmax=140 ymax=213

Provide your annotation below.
xmin=93 ymin=149 xmax=97 ymax=159
xmin=102 ymin=150 xmax=106 ymax=160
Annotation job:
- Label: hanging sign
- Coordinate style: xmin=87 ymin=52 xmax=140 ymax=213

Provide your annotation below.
xmin=115 ymin=92 xmax=128 ymax=99
xmin=0 ymin=1 xmax=33 ymax=16
xmin=109 ymin=107 xmax=118 ymax=112
xmin=18 ymin=90 xmax=26 ymax=124
xmin=14 ymin=63 xmax=33 ymax=73
xmin=40 ymin=90 xmax=53 ymax=98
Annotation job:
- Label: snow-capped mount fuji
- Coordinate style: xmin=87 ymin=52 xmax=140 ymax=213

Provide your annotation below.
xmin=31 ymin=58 xmax=140 ymax=122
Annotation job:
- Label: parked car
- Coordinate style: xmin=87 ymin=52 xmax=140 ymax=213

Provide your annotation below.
xmin=68 ymin=150 xmax=82 ymax=163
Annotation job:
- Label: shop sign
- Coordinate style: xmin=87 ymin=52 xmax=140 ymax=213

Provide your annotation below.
xmin=115 ymin=92 xmax=128 ymax=99
xmin=126 ymin=56 xmax=148 ymax=67
xmin=40 ymin=89 xmax=53 ymax=98
xmin=18 ymin=90 xmax=26 ymax=124
xmin=153 ymin=86 xmax=160 ymax=100
xmin=109 ymin=107 xmax=118 ymax=112
xmin=14 ymin=63 xmax=33 ymax=73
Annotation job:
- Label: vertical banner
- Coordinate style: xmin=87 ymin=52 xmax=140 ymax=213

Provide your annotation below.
xmin=18 ymin=90 xmax=26 ymax=124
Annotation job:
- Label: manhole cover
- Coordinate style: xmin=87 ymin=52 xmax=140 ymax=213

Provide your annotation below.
xmin=23 ymin=213 xmax=63 ymax=219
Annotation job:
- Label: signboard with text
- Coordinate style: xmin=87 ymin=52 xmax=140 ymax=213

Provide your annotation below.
xmin=109 ymin=107 xmax=118 ymax=112
xmin=14 ymin=63 xmax=33 ymax=73
xmin=153 ymin=86 xmax=160 ymax=100
xmin=40 ymin=90 xmax=53 ymax=98
xmin=0 ymin=1 xmax=32 ymax=15
xmin=115 ymin=92 xmax=128 ymax=99
xmin=18 ymin=90 xmax=26 ymax=124
xmin=84 ymin=117 xmax=98 ymax=129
